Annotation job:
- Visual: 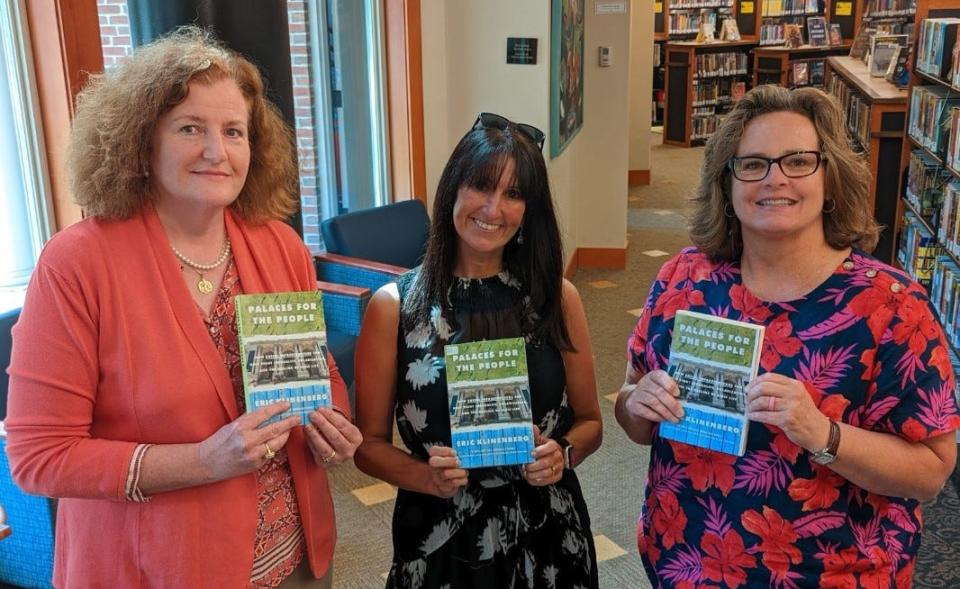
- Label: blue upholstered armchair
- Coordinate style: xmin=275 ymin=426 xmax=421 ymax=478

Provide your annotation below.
xmin=315 ymin=199 xmax=430 ymax=409
xmin=1 ymin=308 xmax=56 ymax=589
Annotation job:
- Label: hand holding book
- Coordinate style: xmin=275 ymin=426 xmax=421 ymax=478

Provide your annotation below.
xmin=621 ymin=369 xmax=685 ymax=424
xmin=426 ymin=445 xmax=469 ymax=498
xmin=304 ymin=407 xmax=363 ymax=468
xmin=522 ymin=425 xmax=565 ymax=487
xmin=744 ymin=372 xmax=833 ymax=454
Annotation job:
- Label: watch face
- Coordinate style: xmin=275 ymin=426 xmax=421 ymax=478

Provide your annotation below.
xmin=810 ymin=451 xmax=835 ymax=466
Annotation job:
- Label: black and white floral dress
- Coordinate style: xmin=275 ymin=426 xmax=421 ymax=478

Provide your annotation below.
xmin=385 ymin=269 xmax=598 ymax=589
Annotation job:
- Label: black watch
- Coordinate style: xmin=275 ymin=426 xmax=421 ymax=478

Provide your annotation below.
xmin=558 ymin=437 xmax=575 ymax=470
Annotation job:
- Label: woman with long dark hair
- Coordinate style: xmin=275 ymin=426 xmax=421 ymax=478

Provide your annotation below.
xmin=354 ymin=113 xmax=603 ymax=588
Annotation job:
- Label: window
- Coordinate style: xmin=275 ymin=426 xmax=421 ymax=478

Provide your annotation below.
xmin=0 ymin=0 xmax=54 ymax=310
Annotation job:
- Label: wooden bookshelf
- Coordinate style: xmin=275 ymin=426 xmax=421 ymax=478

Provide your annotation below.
xmin=663 ymin=40 xmax=758 ymax=146
xmin=753 ymin=43 xmax=852 ymax=87
xmin=894 ymin=0 xmax=960 ymax=277
xmin=826 ymin=55 xmax=908 ymax=262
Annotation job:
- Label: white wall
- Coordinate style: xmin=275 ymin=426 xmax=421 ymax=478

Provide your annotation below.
xmin=629 ymin=0 xmax=653 ymax=173
xmin=420 ymin=0 xmax=631 ymax=264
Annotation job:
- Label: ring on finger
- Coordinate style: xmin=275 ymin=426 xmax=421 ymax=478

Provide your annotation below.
xmin=321 ymin=449 xmax=337 ymax=464
xmin=264 ymin=442 xmax=276 ymax=460
xmin=768 ymin=396 xmax=776 ymax=412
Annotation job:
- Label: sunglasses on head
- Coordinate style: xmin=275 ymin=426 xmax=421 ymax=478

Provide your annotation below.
xmin=472 ymin=112 xmax=545 ymax=151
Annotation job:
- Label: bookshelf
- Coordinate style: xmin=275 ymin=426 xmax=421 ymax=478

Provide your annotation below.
xmin=753 ymin=43 xmax=852 ymax=87
xmin=826 ymin=55 xmax=908 ymax=262
xmin=893 ymin=0 xmax=960 ymax=383
xmin=663 ymin=40 xmax=757 ymax=146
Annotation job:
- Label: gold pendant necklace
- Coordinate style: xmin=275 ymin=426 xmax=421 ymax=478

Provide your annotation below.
xmin=170 ymin=238 xmax=232 ymax=294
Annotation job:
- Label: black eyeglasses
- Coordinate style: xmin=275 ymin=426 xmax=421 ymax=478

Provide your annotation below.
xmin=727 ymin=151 xmax=826 ymax=182
xmin=473 ymin=112 xmax=545 ymax=151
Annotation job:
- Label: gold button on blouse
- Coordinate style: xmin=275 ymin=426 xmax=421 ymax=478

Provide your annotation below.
xmin=890 ymin=282 xmax=903 ymax=293
xmin=842 ymin=260 xmax=855 ymax=271
xmin=865 ymin=269 xmax=878 ymax=278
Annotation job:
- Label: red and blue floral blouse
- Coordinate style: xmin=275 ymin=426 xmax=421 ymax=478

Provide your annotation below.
xmin=628 ymin=248 xmax=960 ymax=588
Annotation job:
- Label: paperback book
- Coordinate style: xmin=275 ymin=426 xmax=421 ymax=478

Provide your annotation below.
xmin=444 ymin=338 xmax=535 ymax=469
xmin=659 ymin=310 xmax=765 ymax=456
xmin=236 ymin=291 xmax=332 ymax=427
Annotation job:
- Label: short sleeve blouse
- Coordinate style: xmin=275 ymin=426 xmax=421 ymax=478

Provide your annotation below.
xmin=628 ymin=247 xmax=960 ymax=587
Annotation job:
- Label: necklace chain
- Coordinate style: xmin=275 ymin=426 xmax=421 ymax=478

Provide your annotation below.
xmin=171 ymin=238 xmax=232 ymax=271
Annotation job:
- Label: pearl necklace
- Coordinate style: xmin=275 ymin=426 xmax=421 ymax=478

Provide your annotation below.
xmin=171 ymin=238 xmax=232 ymax=294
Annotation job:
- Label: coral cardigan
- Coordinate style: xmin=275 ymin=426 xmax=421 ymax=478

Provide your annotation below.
xmin=5 ymin=206 xmax=349 ymax=588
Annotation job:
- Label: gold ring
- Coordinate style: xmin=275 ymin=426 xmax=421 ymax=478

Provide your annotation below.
xmin=321 ymin=449 xmax=336 ymax=464
xmin=551 ymin=464 xmax=557 ymax=475
xmin=264 ymin=443 xmax=276 ymax=460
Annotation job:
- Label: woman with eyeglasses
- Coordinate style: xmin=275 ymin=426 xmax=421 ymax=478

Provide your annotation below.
xmin=616 ymin=85 xmax=958 ymax=587
xmin=354 ymin=113 xmax=602 ymax=588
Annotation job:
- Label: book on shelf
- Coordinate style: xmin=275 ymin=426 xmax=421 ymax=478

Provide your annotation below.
xmin=870 ymin=42 xmax=900 ymax=77
xmin=792 ymin=61 xmax=810 ymax=86
xmin=720 ymin=18 xmax=741 ymax=41
xmin=236 ymin=291 xmax=332 ymax=427
xmin=908 ymin=85 xmax=960 ymax=162
xmin=784 ymin=23 xmax=804 ymax=48
xmin=732 ymin=80 xmax=746 ymax=102
xmin=885 ymin=45 xmax=911 ymax=88
xmin=807 ymin=16 xmax=829 ymax=47
xmin=658 ymin=310 xmax=764 ymax=456
xmin=849 ymin=25 xmax=877 ymax=60
xmin=829 ymin=23 xmax=843 ymax=46
xmin=898 ymin=212 xmax=944 ymax=289
xmin=906 ymin=149 xmax=952 ymax=232
xmin=916 ymin=18 xmax=960 ymax=81
xmin=810 ymin=59 xmax=826 ymax=86
xmin=444 ymin=337 xmax=535 ymax=469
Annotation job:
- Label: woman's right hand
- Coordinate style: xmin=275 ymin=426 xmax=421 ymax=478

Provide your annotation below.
xmin=197 ymin=401 xmax=300 ymax=482
xmin=425 ymin=445 xmax=469 ymax=498
xmin=620 ymin=369 xmax=684 ymax=424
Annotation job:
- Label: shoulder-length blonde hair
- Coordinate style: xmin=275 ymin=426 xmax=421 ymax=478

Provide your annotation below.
xmin=68 ymin=26 xmax=298 ymax=222
xmin=689 ymin=84 xmax=880 ymax=260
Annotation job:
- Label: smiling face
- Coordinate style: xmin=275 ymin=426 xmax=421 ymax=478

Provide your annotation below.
xmin=730 ymin=111 xmax=827 ymax=249
xmin=150 ymin=78 xmax=251 ymax=218
xmin=452 ymin=158 xmax=526 ymax=275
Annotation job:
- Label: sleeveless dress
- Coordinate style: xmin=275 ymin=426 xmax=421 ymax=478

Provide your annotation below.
xmin=386 ymin=269 xmax=598 ymax=589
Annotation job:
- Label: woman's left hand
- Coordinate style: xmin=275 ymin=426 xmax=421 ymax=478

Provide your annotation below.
xmin=523 ymin=426 xmax=564 ymax=487
xmin=745 ymin=373 xmax=830 ymax=451
xmin=305 ymin=408 xmax=363 ymax=467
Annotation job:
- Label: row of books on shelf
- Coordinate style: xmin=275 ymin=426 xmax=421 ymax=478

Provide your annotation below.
xmin=668 ymin=0 xmax=734 ymax=8
xmin=915 ymin=18 xmax=960 ymax=86
xmin=904 ymin=149 xmax=952 ymax=232
xmin=789 ymin=59 xmax=826 ymax=87
xmin=898 ymin=211 xmax=940 ymax=289
xmin=693 ymin=52 xmax=749 ymax=78
xmin=828 ymin=74 xmax=871 ymax=150
xmin=759 ymin=17 xmax=841 ymax=47
xmin=691 ymin=113 xmax=723 ymax=140
xmin=907 ymin=85 xmax=960 ymax=163
xmin=692 ymin=78 xmax=747 ymax=106
xmin=933 ymin=179 xmax=960 ymax=258
xmin=863 ymin=0 xmax=915 ymax=18
xmin=760 ymin=0 xmax=819 ymax=17
xmin=669 ymin=11 xmax=726 ymax=35
xmin=929 ymin=253 xmax=960 ymax=357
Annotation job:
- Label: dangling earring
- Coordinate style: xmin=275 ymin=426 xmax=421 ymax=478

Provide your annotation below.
xmin=823 ymin=199 xmax=836 ymax=214
xmin=724 ymin=202 xmax=736 ymax=218
xmin=516 ymin=225 xmax=525 ymax=245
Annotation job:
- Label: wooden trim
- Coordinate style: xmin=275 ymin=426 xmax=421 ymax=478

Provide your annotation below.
xmin=315 ymin=252 xmax=408 ymax=276
xmin=26 ymin=0 xmax=103 ymax=231
xmin=383 ymin=0 xmax=427 ymax=205
xmin=628 ymin=170 xmax=650 ymax=186
xmin=316 ymin=280 xmax=371 ymax=298
xmin=564 ymin=250 xmax=579 ymax=279
xmin=578 ymin=247 xmax=627 ymax=269
xmin=564 ymin=247 xmax=627 ymax=277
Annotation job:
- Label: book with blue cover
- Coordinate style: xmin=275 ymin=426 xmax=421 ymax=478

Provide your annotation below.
xmin=236 ymin=291 xmax=332 ymax=426
xmin=660 ymin=310 xmax=765 ymax=456
xmin=444 ymin=338 xmax=535 ymax=468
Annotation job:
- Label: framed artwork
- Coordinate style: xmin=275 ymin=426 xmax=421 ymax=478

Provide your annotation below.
xmin=550 ymin=0 xmax=584 ymax=158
